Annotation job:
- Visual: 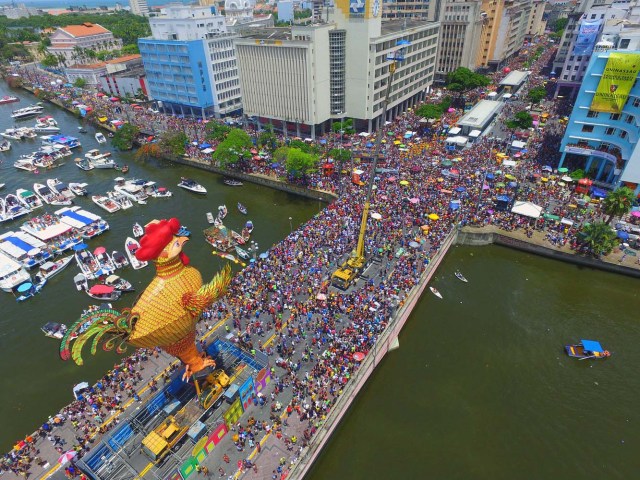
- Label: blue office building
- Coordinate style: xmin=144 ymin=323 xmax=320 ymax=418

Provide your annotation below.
xmin=559 ymin=49 xmax=640 ymax=196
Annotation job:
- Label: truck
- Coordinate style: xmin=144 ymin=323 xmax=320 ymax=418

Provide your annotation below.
xmin=140 ymin=368 xmax=231 ymax=463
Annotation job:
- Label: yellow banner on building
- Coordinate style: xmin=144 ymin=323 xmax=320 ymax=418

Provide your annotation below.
xmin=591 ymin=52 xmax=640 ymax=113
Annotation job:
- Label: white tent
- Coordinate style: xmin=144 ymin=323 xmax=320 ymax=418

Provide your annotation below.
xmin=469 ymin=129 xmax=482 ymax=138
xmin=487 ymin=92 xmax=498 ymax=98
xmin=448 ymin=127 xmax=462 ymax=135
xmin=358 ymin=132 xmax=371 ymax=137
xmin=511 ymin=201 xmax=542 ymax=218
xmin=446 ymin=136 xmax=468 ymax=146
xmin=511 ymin=140 xmax=527 ymax=150
xmin=502 ymin=159 xmax=517 ymax=167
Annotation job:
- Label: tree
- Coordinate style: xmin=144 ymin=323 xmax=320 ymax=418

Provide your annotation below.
xmin=527 ymin=86 xmax=547 ymax=104
xmin=505 ymin=110 xmax=533 ymax=130
xmin=285 ymin=148 xmax=318 ymax=179
xmin=205 ymin=121 xmax=231 ymax=141
xmin=273 ymin=146 xmax=289 ymax=165
xmin=603 ymin=186 xmax=634 ymax=224
xmin=111 ymin=123 xmax=139 ymax=151
xmin=121 ymin=44 xmax=139 ymax=55
xmin=331 ymin=118 xmax=355 ymax=135
xmin=580 ymin=221 xmax=618 ymax=257
xmin=73 ymin=77 xmax=87 ymax=88
xmin=134 ymin=143 xmax=162 ymax=161
xmin=212 ymin=128 xmax=253 ymax=167
xmin=569 ymin=169 xmax=585 ymax=181
xmin=258 ymin=124 xmax=277 ymax=150
xmin=40 ymin=53 xmax=59 ymax=67
xmin=446 ymin=67 xmax=490 ymax=94
xmin=160 ymin=131 xmax=188 ymax=157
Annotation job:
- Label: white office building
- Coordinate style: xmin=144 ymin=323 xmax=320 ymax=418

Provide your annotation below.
xmin=129 ymin=0 xmax=149 ymax=16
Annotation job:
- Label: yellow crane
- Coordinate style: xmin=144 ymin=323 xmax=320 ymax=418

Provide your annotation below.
xmin=332 ymin=41 xmax=409 ymax=290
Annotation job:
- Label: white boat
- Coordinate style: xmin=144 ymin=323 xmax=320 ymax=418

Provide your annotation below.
xmin=47 ymin=178 xmax=75 ymax=199
xmin=0 ymin=183 xmax=4 ymax=190
xmin=455 ymin=271 xmax=468 ymax=283
xmin=0 ymin=252 xmax=31 ymax=292
xmin=19 ymin=127 xmax=37 ymax=139
xmin=41 ymin=322 xmax=69 ymax=339
xmin=206 ymin=212 xmax=215 ymax=224
xmin=235 ymin=245 xmax=250 ymax=260
xmin=104 ymin=274 xmax=134 ymax=292
xmin=93 ymin=247 xmax=116 ymax=275
xmin=237 ymin=202 xmax=247 ymax=215
xmin=125 ymin=237 xmax=147 ymax=270
xmin=74 ymin=247 xmax=101 ymax=280
xmin=73 ymin=272 xmax=88 ymax=291
xmin=430 ymin=286 xmax=443 ymax=299
xmin=218 ymin=205 xmax=228 ymax=219
xmin=85 ymin=149 xmax=115 ymax=169
xmin=0 ymin=140 xmax=11 ymax=151
xmin=34 ymin=183 xmax=71 ymax=206
xmin=11 ymin=104 xmax=44 ymax=120
xmin=34 ymin=123 xmax=60 ymax=133
xmin=148 ymin=185 xmax=172 ymax=198
xmin=91 ymin=195 xmax=121 ymax=213
xmin=15 ymin=279 xmax=45 ymax=302
xmin=16 ymin=188 xmax=43 ymax=210
xmin=114 ymin=183 xmax=148 ymax=204
xmin=13 ymin=159 xmax=37 ymax=172
xmin=133 ymin=222 xmax=144 ymax=238
xmin=36 ymin=116 xmax=58 ymax=127
xmin=69 ymin=182 xmax=88 ymax=196
xmin=4 ymin=193 xmax=30 ymax=219
xmin=177 ymin=177 xmax=207 ymax=194
xmin=95 ymin=132 xmax=107 ymax=144
xmin=107 ymin=191 xmax=133 ymax=210
xmin=75 ymin=157 xmax=94 ymax=171
xmin=1 ymin=128 xmax=26 ymax=140
xmin=111 ymin=250 xmax=129 ymax=269
xmin=0 ymin=230 xmax=53 ymax=269
xmin=33 ymin=256 xmax=72 ymax=284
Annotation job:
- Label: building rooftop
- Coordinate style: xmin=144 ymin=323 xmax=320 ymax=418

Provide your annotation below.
xmin=238 ymin=27 xmax=293 ymax=41
xmin=457 ymin=100 xmax=503 ymax=128
xmin=381 ymin=19 xmax=435 ymax=36
xmin=59 ymin=23 xmax=110 ymax=38
xmin=105 ymin=65 xmax=147 ymax=78
xmin=499 ymin=70 xmax=530 ymax=87
xmin=67 ymin=62 xmax=108 ymax=70
xmin=106 ymin=54 xmax=142 ymax=64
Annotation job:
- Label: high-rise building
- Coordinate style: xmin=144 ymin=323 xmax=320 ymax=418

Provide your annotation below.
xmin=234 ymin=0 xmax=440 ymax=136
xmin=436 ymin=0 xmax=484 ymax=81
xmin=129 ymin=0 xmax=149 ymax=16
xmin=558 ymin=50 xmax=640 ymax=195
xmin=382 ymin=0 xmax=443 ymax=21
xmin=138 ymin=5 xmax=242 ymax=118
xmin=526 ymin=0 xmax=546 ymax=37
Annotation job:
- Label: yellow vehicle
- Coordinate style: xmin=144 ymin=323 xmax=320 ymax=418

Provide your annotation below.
xmin=141 ymin=414 xmax=190 ymax=463
xmin=195 ymin=369 xmax=230 ymax=409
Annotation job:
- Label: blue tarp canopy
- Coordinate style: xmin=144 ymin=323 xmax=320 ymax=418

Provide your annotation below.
xmin=319 ymin=139 xmax=327 ymax=144
xmin=486 ymin=173 xmax=495 ymax=180
xmin=17 ymin=282 xmax=33 ymax=293
xmin=449 ymin=200 xmax=461 ymax=210
xmin=73 ymin=243 xmax=88 ymax=251
xmin=199 ymin=143 xmax=211 ymax=149
xmin=617 ymin=230 xmax=630 ymax=240
xmin=591 ymin=187 xmax=607 ymax=198
xmin=496 ymin=195 xmax=511 ymax=202
xmin=62 ymin=210 xmax=93 ymax=226
xmin=455 ymin=186 xmax=466 ymax=192
xmin=581 ymin=339 xmax=604 ymax=353
xmin=5 ymin=236 xmax=36 ymax=253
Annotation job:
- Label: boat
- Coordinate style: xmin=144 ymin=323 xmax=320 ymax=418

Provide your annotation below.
xmin=13 ymin=159 xmax=37 ymax=172
xmin=218 ymin=205 xmax=228 ymax=220
xmin=41 ymin=134 xmax=80 ymax=149
xmin=0 ymin=252 xmax=31 ymax=292
xmin=75 ymin=157 xmax=94 ymax=171
xmin=114 ymin=182 xmax=147 ymax=204
xmin=177 ymin=177 xmax=207 ymax=194
xmin=148 ymin=185 xmax=171 ymax=198
xmin=111 ymin=250 xmax=129 ymax=269
xmin=125 ymin=237 xmax=147 ymax=270
xmin=16 ymin=188 xmax=43 ymax=210
xmin=95 ymin=132 xmax=107 ymax=144
xmin=231 ymin=230 xmax=246 ymax=245
xmin=33 ymin=123 xmax=60 ymax=133
xmin=36 ymin=116 xmax=58 ymax=127
xmin=85 ymin=149 xmax=115 ymax=169
xmin=78 ymin=126 xmax=87 ymax=134
xmin=206 ymin=212 xmax=215 ymax=224
xmin=19 ymin=127 xmax=37 ymax=139
xmin=0 ymin=183 xmax=4 ymax=190
xmin=107 ymin=191 xmax=133 ymax=210
xmin=86 ymin=284 xmax=121 ymax=301
xmin=33 ymin=256 xmax=72 ymax=284
xmin=2 ymin=128 xmax=26 ymax=140
xmin=104 ymin=274 xmax=134 ymax=292
xmin=237 ymin=202 xmax=247 ymax=215
xmin=114 ymin=164 xmax=129 ymax=173
xmin=235 ymin=245 xmax=250 ymax=260
xmin=178 ymin=225 xmax=191 ymax=237
xmin=93 ymin=247 xmax=116 ymax=275
xmin=0 ymin=95 xmax=19 ymax=105
xmin=429 ymin=286 xmax=442 ymax=299
xmin=245 ymin=220 xmax=254 ymax=235
xmin=565 ymin=340 xmax=611 ymax=360
xmin=0 ymin=140 xmax=11 ymax=152
xmin=73 ymin=272 xmax=88 ymax=291
xmin=74 ymin=246 xmax=102 ymax=280
xmin=15 ymin=280 xmax=45 ymax=302
xmin=47 ymin=178 xmax=75 ymax=199
xmin=0 ymin=229 xmax=53 ymax=269
xmin=69 ymin=182 xmax=88 ymax=196
xmin=4 ymin=193 xmax=30 ymax=219
xmin=41 ymin=322 xmax=68 ymax=340
xmin=224 ymin=178 xmax=243 ymax=187
xmin=455 ymin=271 xmax=468 ymax=282
xmin=11 ymin=104 xmax=44 ymax=120
xmin=91 ymin=195 xmax=121 ymax=213
xmin=34 ymin=183 xmax=71 ymax=206
xmin=133 ymin=223 xmax=144 ymax=238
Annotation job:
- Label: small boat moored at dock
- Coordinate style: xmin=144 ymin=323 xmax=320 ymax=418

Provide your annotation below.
xmin=565 ymin=340 xmax=611 ymax=360
xmin=223 ymin=178 xmax=243 ymax=186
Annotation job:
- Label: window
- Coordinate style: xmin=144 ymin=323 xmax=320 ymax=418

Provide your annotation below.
xmin=633 ymin=97 xmax=640 ymax=107
xmin=626 ymin=114 xmax=635 ymax=124
xmin=620 ymin=38 xmax=631 ymax=49
xmin=610 ymin=113 xmax=621 ymax=120
xmin=587 ymin=110 xmax=599 ymax=118
xmin=581 ymin=125 xmax=594 ymax=133
xmin=619 ymin=130 xmax=628 ymax=139
xmin=605 ymin=127 xmax=616 ymax=135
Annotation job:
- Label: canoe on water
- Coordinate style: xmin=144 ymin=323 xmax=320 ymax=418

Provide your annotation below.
xmin=430 ymin=287 xmax=442 ymax=299
xmin=455 ymin=271 xmax=468 ymax=282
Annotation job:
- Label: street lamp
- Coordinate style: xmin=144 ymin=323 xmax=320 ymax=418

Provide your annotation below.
xmin=289 ymin=216 xmax=293 ymax=233
xmin=250 ymin=241 xmax=259 ymax=260
xmin=318 ymin=197 xmax=322 ymax=213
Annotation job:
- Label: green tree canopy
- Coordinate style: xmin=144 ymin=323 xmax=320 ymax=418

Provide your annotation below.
xmin=73 ymin=78 xmax=86 ymax=88
xmin=160 ymin=131 xmax=188 ymax=157
xmin=111 ymin=123 xmax=139 ymax=151
xmin=285 ymin=148 xmax=318 ymax=178
xmin=332 ymin=118 xmax=355 ymax=134
xmin=505 ymin=110 xmax=533 ymax=130
xmin=212 ymin=128 xmax=253 ymax=167
xmin=328 ymin=148 xmax=352 ymax=166
xmin=446 ymin=67 xmax=491 ymax=93
xmin=580 ymin=221 xmax=618 ymax=257
xmin=205 ymin=121 xmax=231 ymax=141
xmin=603 ymin=186 xmax=634 ymax=224
xmin=527 ymin=86 xmax=547 ymax=104
xmin=258 ymin=124 xmax=278 ymax=150
xmin=40 ymin=53 xmax=59 ymax=67
xmin=273 ymin=146 xmax=289 ymax=165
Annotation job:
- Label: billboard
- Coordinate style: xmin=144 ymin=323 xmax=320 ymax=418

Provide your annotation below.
xmin=573 ymin=20 xmax=602 ymax=56
xmin=591 ymin=52 xmax=640 ymax=113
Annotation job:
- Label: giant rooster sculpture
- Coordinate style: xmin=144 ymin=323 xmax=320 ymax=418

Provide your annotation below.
xmin=60 ymin=218 xmax=232 ymax=376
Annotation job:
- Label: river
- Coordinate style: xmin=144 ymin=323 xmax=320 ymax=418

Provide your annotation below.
xmin=307 ymin=244 xmax=640 ymax=480
xmin=0 ymin=84 xmax=319 ymax=451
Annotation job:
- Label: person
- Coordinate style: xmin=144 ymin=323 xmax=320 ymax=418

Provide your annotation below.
xmin=223 ymin=453 xmax=230 ymax=463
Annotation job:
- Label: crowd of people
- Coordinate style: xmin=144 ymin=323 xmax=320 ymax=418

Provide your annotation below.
xmin=3 ymin=36 xmax=635 ymax=479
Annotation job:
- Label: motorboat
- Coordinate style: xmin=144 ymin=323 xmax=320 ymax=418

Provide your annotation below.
xmin=0 ymin=251 xmax=31 ymax=292
xmin=19 ymin=127 xmax=38 ymax=139
xmin=104 ymin=274 xmax=134 ymax=292
xmin=206 ymin=212 xmax=215 ymax=224
xmin=47 ymin=178 xmax=75 ymax=199
xmin=15 ymin=280 xmax=45 ymax=302
xmin=74 ymin=246 xmax=101 ymax=280
xmin=36 ymin=116 xmax=58 ymax=127
xmin=95 ymin=132 xmax=107 ymax=144
xmin=245 ymin=220 xmax=254 ymax=235
xmin=0 ymin=230 xmax=52 ymax=269
xmin=565 ymin=340 xmax=611 ymax=360
xmin=125 ymin=237 xmax=147 ymax=270
xmin=223 ymin=178 xmax=243 ymax=186
xmin=86 ymin=284 xmax=121 ymax=301
xmin=13 ymin=159 xmax=37 ymax=172
xmin=0 ymin=184 xmax=4 ymax=190
xmin=34 ymin=183 xmax=71 ymax=206
xmin=91 ymin=195 xmax=121 ymax=213
xmin=73 ymin=272 xmax=88 ymax=291
xmin=85 ymin=149 xmax=115 ymax=169
xmin=0 ymin=95 xmax=19 ymax=105
xmin=235 ymin=245 xmax=250 ymax=260
xmin=133 ymin=222 xmax=144 ymax=238
xmin=34 ymin=123 xmax=60 ymax=133
xmin=11 ymin=104 xmax=44 ymax=119
xmin=41 ymin=322 xmax=68 ymax=340
xmin=78 ymin=126 xmax=87 ymax=134
xmin=93 ymin=246 xmax=116 ymax=275
xmin=16 ymin=188 xmax=43 ymax=210
xmin=177 ymin=177 xmax=206 ymax=194
xmin=114 ymin=182 xmax=148 ymax=204
xmin=218 ymin=205 xmax=228 ymax=219
xmin=75 ymin=157 xmax=94 ymax=171
xmin=111 ymin=250 xmax=129 ymax=269
xmin=178 ymin=225 xmax=190 ymax=237
xmin=147 ymin=185 xmax=172 ymax=198
xmin=107 ymin=191 xmax=133 ymax=210
xmin=0 ymin=140 xmax=11 ymax=151
xmin=429 ymin=286 xmax=442 ymax=299
xmin=1 ymin=128 xmax=26 ymax=140
xmin=41 ymin=134 xmax=80 ymax=149
xmin=33 ymin=256 xmax=72 ymax=284
xmin=237 ymin=202 xmax=247 ymax=215
xmin=69 ymin=182 xmax=88 ymax=196
xmin=455 ymin=271 xmax=468 ymax=282
xmin=4 ymin=193 xmax=30 ymax=219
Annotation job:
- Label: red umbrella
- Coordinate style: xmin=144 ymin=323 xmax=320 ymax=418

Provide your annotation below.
xmin=88 ymin=284 xmax=114 ymax=295
xmin=93 ymin=246 xmax=106 ymax=255
xmin=353 ymin=352 xmax=365 ymax=362
xmin=58 ymin=450 xmax=77 ymax=465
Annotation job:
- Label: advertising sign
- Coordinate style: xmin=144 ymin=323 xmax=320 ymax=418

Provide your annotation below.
xmin=573 ymin=20 xmax=602 ymax=56
xmin=591 ymin=52 xmax=640 ymax=113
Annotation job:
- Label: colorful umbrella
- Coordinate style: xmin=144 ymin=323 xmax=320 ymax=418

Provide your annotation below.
xmin=353 ymin=352 xmax=365 ymax=362
xmin=399 ymin=180 xmax=410 ymax=186
xmin=428 ymin=213 xmax=439 ymax=220
xmin=370 ymin=212 xmax=382 ymax=220
xmin=558 ymin=167 xmax=569 ymax=173
xmin=58 ymin=450 xmax=77 ymax=465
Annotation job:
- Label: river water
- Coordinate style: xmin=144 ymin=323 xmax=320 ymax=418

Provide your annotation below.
xmin=0 ymin=84 xmax=318 ymax=451
xmin=307 ymin=244 xmax=640 ymax=479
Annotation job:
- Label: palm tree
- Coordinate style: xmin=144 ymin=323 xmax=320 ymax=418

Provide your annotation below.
xmin=581 ymin=221 xmax=618 ymax=257
xmin=603 ymin=186 xmax=634 ymax=224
